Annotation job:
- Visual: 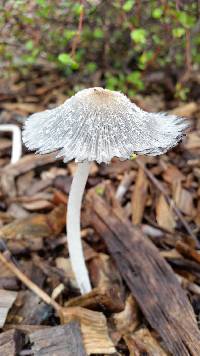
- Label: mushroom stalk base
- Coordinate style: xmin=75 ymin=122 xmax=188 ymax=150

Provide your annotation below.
xmin=67 ymin=161 xmax=92 ymax=294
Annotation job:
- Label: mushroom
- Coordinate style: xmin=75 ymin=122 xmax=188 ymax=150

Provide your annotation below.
xmin=0 ymin=125 xmax=22 ymax=164
xmin=22 ymin=87 xmax=188 ymax=294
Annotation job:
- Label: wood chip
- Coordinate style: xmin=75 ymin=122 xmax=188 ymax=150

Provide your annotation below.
xmin=112 ymin=295 xmax=140 ymax=334
xmin=124 ymin=328 xmax=168 ymax=355
xmin=184 ymin=131 xmax=200 ymax=150
xmin=171 ymin=102 xmax=198 ymax=117
xmin=87 ymin=190 xmax=200 ymax=355
xmin=162 ymin=164 xmax=185 ymax=184
xmin=0 ymin=289 xmax=17 ymax=327
xmin=29 ymin=321 xmax=86 ymax=356
xmin=0 ymin=329 xmax=24 ymax=356
xmin=65 ymin=285 xmax=124 ymax=313
xmin=59 ymin=306 xmax=116 ymax=355
xmin=0 ymin=154 xmax=59 ymax=198
xmin=0 ymin=204 xmax=66 ymax=240
xmin=156 ymin=194 xmax=176 ymax=232
xmin=22 ymin=199 xmax=54 ymax=211
xmin=132 ymin=167 xmax=148 ymax=224
xmin=173 ymin=182 xmax=194 ymax=216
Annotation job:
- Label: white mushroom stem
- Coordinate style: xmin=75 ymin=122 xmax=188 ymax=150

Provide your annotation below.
xmin=0 ymin=125 xmax=22 ymax=164
xmin=67 ymin=161 xmax=92 ymax=294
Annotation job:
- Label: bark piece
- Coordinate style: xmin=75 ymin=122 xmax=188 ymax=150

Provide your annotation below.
xmin=87 ymin=190 xmax=200 ymax=355
xmin=59 ymin=306 xmax=116 ymax=355
xmin=0 ymin=289 xmax=17 ymax=327
xmin=30 ymin=321 xmax=86 ymax=356
xmin=0 ymin=329 xmax=24 ymax=356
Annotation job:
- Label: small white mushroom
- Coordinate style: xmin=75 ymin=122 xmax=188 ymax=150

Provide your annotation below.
xmin=0 ymin=124 xmax=22 ymax=164
xmin=22 ymin=87 xmax=189 ymax=294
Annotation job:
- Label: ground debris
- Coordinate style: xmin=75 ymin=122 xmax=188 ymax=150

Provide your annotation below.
xmin=29 ymin=321 xmax=86 ymax=356
xmin=87 ymin=189 xmax=200 ymax=355
xmin=0 ymin=90 xmax=200 ymax=355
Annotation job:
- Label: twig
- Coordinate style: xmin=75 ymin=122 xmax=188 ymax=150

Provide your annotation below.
xmin=137 ymin=159 xmax=198 ymax=246
xmin=71 ymin=0 xmax=84 ymax=57
xmin=0 ymin=251 xmax=61 ymax=313
xmin=185 ymin=29 xmax=192 ymax=73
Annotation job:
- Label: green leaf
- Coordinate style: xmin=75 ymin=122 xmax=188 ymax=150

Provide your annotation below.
xmin=36 ymin=0 xmax=46 ymax=5
xmin=105 ymin=75 xmax=119 ymax=90
xmin=25 ymin=40 xmax=33 ymax=51
xmin=127 ymin=71 xmax=144 ymax=90
xmin=86 ymin=62 xmax=97 ymax=73
xmin=123 ymin=0 xmax=135 ymax=12
xmin=172 ymin=27 xmax=185 ymax=38
xmin=73 ymin=3 xmax=83 ymax=16
xmin=139 ymin=50 xmax=154 ymax=69
xmin=93 ymin=28 xmax=104 ymax=39
xmin=130 ymin=29 xmax=147 ymax=44
xmin=63 ymin=30 xmax=77 ymax=41
xmin=152 ymin=7 xmax=163 ymax=19
xmin=177 ymin=11 xmax=195 ymax=28
xmin=58 ymin=53 xmax=79 ymax=69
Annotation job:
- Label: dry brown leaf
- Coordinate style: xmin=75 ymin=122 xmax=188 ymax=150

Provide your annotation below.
xmin=156 ymin=194 xmax=176 ymax=232
xmin=132 ymin=167 xmax=148 ymax=224
xmin=59 ymin=306 xmax=116 ymax=355
xmin=0 ymin=289 xmax=17 ymax=328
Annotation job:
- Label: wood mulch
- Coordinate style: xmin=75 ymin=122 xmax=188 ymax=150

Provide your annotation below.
xmin=0 ymin=76 xmax=200 ymax=355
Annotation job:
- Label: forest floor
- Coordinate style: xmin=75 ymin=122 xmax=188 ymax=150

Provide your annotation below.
xmin=0 ymin=72 xmax=200 ymax=355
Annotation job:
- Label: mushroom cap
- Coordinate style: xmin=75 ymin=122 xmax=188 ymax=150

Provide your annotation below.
xmin=23 ymin=87 xmax=189 ymax=163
